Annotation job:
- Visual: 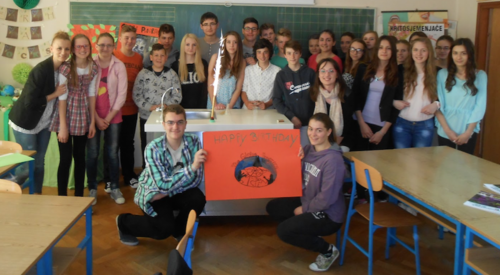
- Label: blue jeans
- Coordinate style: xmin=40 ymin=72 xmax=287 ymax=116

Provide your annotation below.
xmin=393 ymin=117 xmax=434 ymax=149
xmin=86 ymin=123 xmax=121 ymax=190
xmin=13 ymin=128 xmax=51 ymax=194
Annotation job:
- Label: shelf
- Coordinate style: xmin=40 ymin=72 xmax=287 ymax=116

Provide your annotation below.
xmin=465 ymin=247 xmax=500 ymax=275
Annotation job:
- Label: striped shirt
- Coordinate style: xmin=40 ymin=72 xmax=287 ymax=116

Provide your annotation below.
xmin=134 ymin=133 xmax=203 ymax=217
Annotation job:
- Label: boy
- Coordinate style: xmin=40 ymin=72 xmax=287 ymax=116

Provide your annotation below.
xmin=199 ymin=12 xmax=220 ymax=62
xmin=242 ymin=39 xmax=280 ymax=110
xmin=116 ymin=105 xmax=206 ymax=245
xmin=242 ymin=17 xmax=259 ymax=66
xmin=260 ymin=23 xmax=278 ymax=55
xmin=143 ymin=24 xmax=179 ymax=68
xmin=270 ymin=28 xmax=305 ymax=69
xmin=273 ymin=40 xmax=315 ymax=147
xmin=111 ymin=24 xmax=143 ymax=190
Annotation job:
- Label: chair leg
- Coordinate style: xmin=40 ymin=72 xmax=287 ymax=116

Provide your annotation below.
xmin=336 ymin=228 xmax=341 ymax=253
xmin=368 ymin=224 xmax=374 ymax=275
xmin=385 ymin=227 xmax=391 ymax=259
xmin=389 ymin=228 xmax=397 ymax=246
xmin=438 ymin=225 xmax=444 ymax=240
xmin=413 ymin=225 xmax=421 ymax=275
xmin=340 ymin=210 xmax=354 ymax=265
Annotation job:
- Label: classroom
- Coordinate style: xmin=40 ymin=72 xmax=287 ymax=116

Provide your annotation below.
xmin=0 ymin=0 xmax=499 ymax=274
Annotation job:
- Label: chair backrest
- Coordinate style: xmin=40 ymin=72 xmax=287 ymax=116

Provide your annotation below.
xmin=352 ymin=157 xmax=383 ymax=192
xmin=0 ymin=141 xmax=22 ymax=153
xmin=0 ymin=179 xmax=22 ymax=194
xmin=176 ymin=210 xmax=197 ymax=257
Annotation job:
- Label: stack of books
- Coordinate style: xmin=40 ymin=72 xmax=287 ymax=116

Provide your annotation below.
xmin=464 ymin=184 xmax=500 ymax=215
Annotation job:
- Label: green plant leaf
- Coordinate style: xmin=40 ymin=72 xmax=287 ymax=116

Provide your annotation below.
xmin=92 ymin=36 xmax=96 ymax=43
xmin=81 ymin=25 xmax=89 ymax=30
xmin=95 ymin=29 xmax=100 ymax=35
xmin=67 ymin=24 xmax=74 ymax=29
xmin=100 ymin=24 xmax=105 ymax=29
xmin=68 ymin=31 xmax=73 ymax=36
xmin=110 ymin=26 xmax=116 ymax=31
xmin=110 ymin=32 xmax=115 ymax=37
xmin=114 ymin=38 xmax=118 ymax=42
xmin=88 ymin=24 xmax=94 ymax=29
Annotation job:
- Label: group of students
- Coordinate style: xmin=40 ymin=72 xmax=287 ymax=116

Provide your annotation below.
xmin=8 ymin=10 xmax=487 ymax=273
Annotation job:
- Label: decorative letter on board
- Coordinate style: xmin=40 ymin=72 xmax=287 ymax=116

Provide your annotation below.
xmin=203 ymin=129 xmax=302 ymax=201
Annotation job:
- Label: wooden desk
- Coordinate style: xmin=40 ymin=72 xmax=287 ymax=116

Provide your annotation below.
xmin=0 ymin=194 xmax=93 ymax=275
xmin=344 ymin=146 xmax=500 ymax=275
xmin=0 ymin=149 xmax=36 ymax=194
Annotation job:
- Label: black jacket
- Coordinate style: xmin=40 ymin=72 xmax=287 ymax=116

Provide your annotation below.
xmin=10 ymin=57 xmax=55 ymax=130
xmin=352 ymin=63 xmax=403 ymax=124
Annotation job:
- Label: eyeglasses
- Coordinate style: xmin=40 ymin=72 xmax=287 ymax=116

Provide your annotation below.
xmin=436 ymin=46 xmax=450 ymax=50
xmin=320 ymin=69 xmax=335 ymax=73
xmin=244 ymin=27 xmax=258 ymax=32
xmin=164 ymin=120 xmax=186 ymax=126
xmin=96 ymin=44 xmax=114 ymax=49
xmin=202 ymin=22 xmax=217 ymax=27
xmin=350 ymin=47 xmax=364 ymax=53
xmin=75 ymin=45 xmax=89 ymax=50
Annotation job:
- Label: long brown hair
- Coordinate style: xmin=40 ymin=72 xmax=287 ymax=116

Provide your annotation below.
xmin=178 ymin=33 xmax=206 ymax=82
xmin=445 ymin=38 xmax=478 ymax=96
xmin=344 ymin=39 xmax=368 ymax=76
xmin=363 ymin=35 xmax=399 ymax=87
xmin=309 ymin=113 xmax=336 ymax=144
xmin=310 ymin=58 xmax=346 ymax=103
xmin=68 ymin=34 xmax=95 ymax=88
xmin=403 ymin=38 xmax=437 ymax=100
xmin=219 ymin=31 xmax=244 ymax=79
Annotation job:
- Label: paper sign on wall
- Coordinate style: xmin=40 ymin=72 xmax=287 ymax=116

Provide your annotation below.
xmin=203 ymin=129 xmax=302 ymax=201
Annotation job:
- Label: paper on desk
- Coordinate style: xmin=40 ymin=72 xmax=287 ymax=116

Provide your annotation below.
xmin=0 ymin=153 xmax=33 ymax=168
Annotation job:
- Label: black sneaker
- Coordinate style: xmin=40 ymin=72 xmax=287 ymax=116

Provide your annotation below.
xmin=116 ymin=215 xmax=139 ymax=246
xmin=104 ymin=182 xmax=111 ymax=193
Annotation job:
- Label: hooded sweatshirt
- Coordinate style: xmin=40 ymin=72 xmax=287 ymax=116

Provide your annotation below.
xmin=133 ymin=66 xmax=182 ymax=120
xmin=273 ymin=65 xmax=315 ymax=126
xmin=301 ymin=143 xmax=345 ymax=223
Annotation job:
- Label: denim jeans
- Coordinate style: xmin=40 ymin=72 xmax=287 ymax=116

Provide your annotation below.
xmin=86 ymin=123 xmax=121 ymax=190
xmin=13 ymin=128 xmax=51 ymax=194
xmin=393 ymin=117 xmax=435 ymax=149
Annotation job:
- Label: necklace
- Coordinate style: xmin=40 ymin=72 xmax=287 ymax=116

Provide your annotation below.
xmin=374 ymin=75 xmax=384 ymax=82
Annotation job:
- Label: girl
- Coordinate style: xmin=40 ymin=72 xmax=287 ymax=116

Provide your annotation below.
xmin=396 ymin=40 xmax=410 ymax=65
xmin=87 ymin=33 xmax=127 ymax=204
xmin=9 ymin=31 xmax=70 ymax=194
xmin=393 ymin=38 xmax=439 ymax=148
xmin=352 ymin=35 xmax=403 ymax=151
xmin=207 ymin=31 xmax=246 ymax=110
xmin=50 ymin=34 xmax=98 ymax=197
xmin=308 ymin=30 xmax=343 ymax=72
xmin=339 ymin=32 xmax=355 ymax=64
xmin=134 ymin=43 xmax=182 ymax=167
xmin=171 ymin=34 xmax=208 ymax=109
xmin=435 ymin=38 xmax=487 ymax=155
xmin=270 ymin=28 xmax=305 ymax=69
xmin=343 ymin=39 xmax=368 ymax=89
xmin=266 ymin=113 xmax=345 ymax=272
xmin=362 ymin=31 xmax=378 ymax=62
xmin=435 ymin=35 xmax=454 ymax=69
xmin=306 ymin=33 xmax=320 ymax=64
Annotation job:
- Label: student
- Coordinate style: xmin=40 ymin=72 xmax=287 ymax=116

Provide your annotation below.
xmin=116 ymin=105 xmax=206 ymax=245
xmin=134 ymin=43 xmax=182 ymax=167
xmin=9 ymin=31 xmax=70 ymax=195
xmin=352 ymin=35 xmax=403 ymax=151
xmin=409 ymin=31 xmax=427 ymax=41
xmin=266 ymin=113 xmax=345 ymax=272
xmin=87 ymin=33 xmax=127 ymax=204
xmin=435 ymin=38 xmax=487 ymax=155
xmin=242 ymin=17 xmax=259 ymax=66
xmin=308 ymin=30 xmax=343 ymax=73
xmin=343 ymin=39 xmax=368 ymax=89
xmin=393 ymin=38 xmax=439 ymax=148
xmin=50 ymin=34 xmax=98 ymax=197
xmin=339 ymin=32 xmax=355 ymax=64
xmin=207 ymin=31 xmax=246 ymax=110
xmin=396 ymin=40 xmax=410 ymax=65
xmin=241 ymin=39 xmax=280 ymax=110
xmin=435 ymin=35 xmax=454 ymax=69
xmin=113 ymin=24 xmax=143 ymax=189
xmin=260 ymin=23 xmax=278 ymax=55
xmin=171 ymin=33 xmax=208 ymax=109
xmin=362 ymin=30 xmax=378 ymax=61
xmin=273 ymin=40 xmax=315 ymax=147
xmin=308 ymin=33 xmax=320 ymax=59
xmin=199 ymin=12 xmax=220 ymax=63
xmin=143 ymin=24 xmax=179 ymax=68
xmin=270 ymin=28 xmax=305 ymax=69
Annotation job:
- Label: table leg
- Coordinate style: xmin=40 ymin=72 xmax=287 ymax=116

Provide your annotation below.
xmin=453 ymin=223 xmax=465 ymax=275
xmin=36 ymin=259 xmax=45 ymax=275
xmin=43 ymin=247 xmax=53 ymax=275
xmin=462 ymin=227 xmax=473 ymax=275
xmin=29 ymin=160 xmax=34 ymax=194
xmin=85 ymin=207 xmax=93 ymax=275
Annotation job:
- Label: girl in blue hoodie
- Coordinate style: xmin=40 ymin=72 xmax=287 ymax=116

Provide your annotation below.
xmin=266 ymin=113 xmax=345 ymax=272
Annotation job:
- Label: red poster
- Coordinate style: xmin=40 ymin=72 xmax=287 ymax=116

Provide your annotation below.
xmin=203 ymin=129 xmax=303 ymax=201
xmin=67 ymin=24 xmax=117 ymax=56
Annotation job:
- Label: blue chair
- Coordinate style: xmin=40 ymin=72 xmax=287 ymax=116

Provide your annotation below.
xmin=340 ymin=157 xmax=422 ymax=275
xmin=176 ymin=210 xmax=197 ymax=269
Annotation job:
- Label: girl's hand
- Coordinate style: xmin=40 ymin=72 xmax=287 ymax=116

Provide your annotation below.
xmin=58 ymin=128 xmax=69 ymax=143
xmin=421 ymin=102 xmax=439 ymax=115
xmin=96 ymin=117 xmax=108 ymax=131
xmin=444 ymin=128 xmax=458 ymax=142
xmin=293 ymin=206 xmax=303 ymax=216
xmin=393 ymin=100 xmax=410 ymax=111
xmin=298 ymin=146 xmax=304 ymax=159
xmin=369 ymin=131 xmax=384 ymax=145
xmin=359 ymin=122 xmax=374 ymax=138
xmin=54 ymin=84 xmax=67 ymax=97
xmin=215 ymin=103 xmax=226 ymax=110
xmin=88 ymin=122 xmax=96 ymax=139
xmin=455 ymin=132 xmax=472 ymax=145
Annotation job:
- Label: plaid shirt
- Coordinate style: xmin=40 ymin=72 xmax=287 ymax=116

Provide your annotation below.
xmin=134 ymin=133 xmax=203 ymax=217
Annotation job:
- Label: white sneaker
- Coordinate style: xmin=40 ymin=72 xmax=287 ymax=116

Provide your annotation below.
xmin=89 ymin=189 xmax=97 ymax=206
xmin=309 ymin=245 xmax=339 ymax=272
xmin=110 ymin=189 xmax=125 ymax=204
xmin=104 ymin=182 xmax=111 ymax=193
xmin=129 ymin=178 xmax=139 ymax=189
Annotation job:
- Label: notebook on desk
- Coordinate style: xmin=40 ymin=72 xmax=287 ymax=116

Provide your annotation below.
xmin=484 ymin=183 xmax=500 ymax=195
xmin=0 ymin=153 xmax=33 ymax=168
xmin=464 ymin=191 xmax=500 ymax=215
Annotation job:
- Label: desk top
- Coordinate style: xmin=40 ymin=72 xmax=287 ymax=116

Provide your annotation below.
xmin=145 ymin=109 xmax=293 ymax=132
xmin=0 ymin=194 xmax=93 ymax=275
xmin=0 ymin=150 xmax=36 ymax=175
xmin=344 ymin=146 xmax=500 ymax=244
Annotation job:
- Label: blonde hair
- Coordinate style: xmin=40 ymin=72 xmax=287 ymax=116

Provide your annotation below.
xmin=178 ymin=33 xmax=206 ymax=82
xmin=403 ymin=38 xmax=437 ymax=100
xmin=277 ymin=28 xmax=292 ymax=39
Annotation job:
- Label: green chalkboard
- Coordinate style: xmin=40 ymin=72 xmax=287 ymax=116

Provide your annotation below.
xmin=70 ymin=3 xmax=375 ymax=55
